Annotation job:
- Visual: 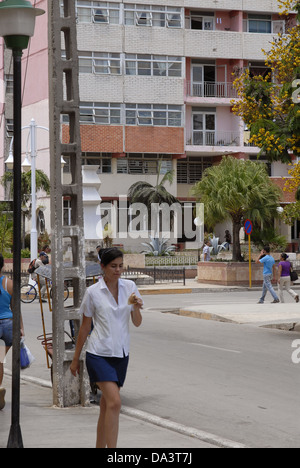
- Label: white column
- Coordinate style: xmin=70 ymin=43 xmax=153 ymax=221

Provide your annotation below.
xmin=30 ymin=118 xmax=38 ymax=261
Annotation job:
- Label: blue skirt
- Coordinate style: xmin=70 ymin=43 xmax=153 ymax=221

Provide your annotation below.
xmin=86 ymin=352 xmax=129 ymax=388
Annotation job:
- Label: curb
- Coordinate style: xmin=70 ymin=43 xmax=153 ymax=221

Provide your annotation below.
xmin=140 ymin=287 xmax=255 ymax=295
xmin=5 ymin=370 xmax=246 ymax=449
xmin=121 ymin=406 xmax=247 ymax=449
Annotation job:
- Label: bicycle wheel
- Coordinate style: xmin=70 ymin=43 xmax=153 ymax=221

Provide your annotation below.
xmin=63 ymin=284 xmax=70 ymax=302
xmin=21 ymin=283 xmax=37 ymax=303
xmin=49 ymin=284 xmax=70 ymax=302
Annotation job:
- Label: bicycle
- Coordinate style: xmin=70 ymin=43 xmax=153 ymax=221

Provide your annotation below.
xmin=20 ymin=279 xmax=69 ymax=304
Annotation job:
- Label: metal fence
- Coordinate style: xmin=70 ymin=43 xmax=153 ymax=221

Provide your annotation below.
xmin=145 ymin=256 xmax=198 ymax=267
xmin=123 ymin=267 xmax=186 ymax=285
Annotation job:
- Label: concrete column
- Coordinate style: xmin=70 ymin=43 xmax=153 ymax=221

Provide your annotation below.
xmin=48 ymin=0 xmax=89 ymax=407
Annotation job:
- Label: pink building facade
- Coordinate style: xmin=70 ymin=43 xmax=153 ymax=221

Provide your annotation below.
xmin=0 ymin=0 xmax=297 ymax=251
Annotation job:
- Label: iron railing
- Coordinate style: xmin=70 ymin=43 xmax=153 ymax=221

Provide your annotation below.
xmin=123 ymin=267 xmax=186 ymax=285
xmin=186 ymin=81 xmax=237 ymax=99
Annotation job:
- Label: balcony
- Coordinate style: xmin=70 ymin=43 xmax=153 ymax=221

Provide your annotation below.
xmin=185 ymin=131 xmax=263 ymax=156
xmin=186 ymin=130 xmax=244 ymax=155
xmin=188 ymin=131 xmax=240 ymax=147
xmin=186 ymin=81 xmax=238 ymax=101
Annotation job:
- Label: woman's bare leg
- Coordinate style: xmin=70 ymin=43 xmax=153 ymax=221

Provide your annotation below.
xmin=97 ymin=381 xmax=121 ymax=448
xmin=96 ymin=393 xmax=107 ymax=448
xmin=0 ymin=347 xmax=10 ymax=386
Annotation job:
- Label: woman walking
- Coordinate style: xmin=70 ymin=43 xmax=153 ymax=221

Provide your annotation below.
xmin=70 ymin=248 xmax=143 ymax=448
xmin=0 ymin=254 xmax=24 ymax=410
xmin=277 ymin=253 xmax=299 ymax=303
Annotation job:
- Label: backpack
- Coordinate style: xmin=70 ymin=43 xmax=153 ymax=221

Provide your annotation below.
xmin=28 ymin=259 xmax=36 ymax=274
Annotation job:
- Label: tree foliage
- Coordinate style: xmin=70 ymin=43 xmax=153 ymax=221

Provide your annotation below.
xmin=1 ymin=169 xmax=50 ymax=205
xmin=192 ymin=157 xmax=282 ymax=261
xmin=128 ymin=160 xmax=178 ymax=207
xmin=232 ymin=0 xmax=300 ymax=163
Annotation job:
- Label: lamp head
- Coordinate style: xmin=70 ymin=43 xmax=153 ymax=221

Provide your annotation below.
xmin=0 ymin=0 xmax=45 ymax=52
xmin=5 ymin=150 xmax=14 ymax=170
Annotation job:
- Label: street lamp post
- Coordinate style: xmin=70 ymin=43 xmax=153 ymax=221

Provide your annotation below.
xmin=0 ymin=0 xmax=44 ymax=448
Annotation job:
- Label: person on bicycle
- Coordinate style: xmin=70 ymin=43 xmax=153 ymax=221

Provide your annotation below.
xmin=33 ymin=252 xmax=49 ymax=303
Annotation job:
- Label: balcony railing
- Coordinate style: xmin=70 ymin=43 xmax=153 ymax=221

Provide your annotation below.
xmin=187 ymin=131 xmax=241 ymax=147
xmin=186 ymin=81 xmax=238 ymax=99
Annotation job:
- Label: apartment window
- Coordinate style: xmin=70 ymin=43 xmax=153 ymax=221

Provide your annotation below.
xmin=63 ymin=199 xmax=72 ymax=226
xmin=125 ymin=54 xmax=182 ymax=77
xmin=79 ymin=102 xmax=121 ymax=124
xmin=76 ymin=1 xmax=120 ymax=24
xmin=82 ymin=152 xmax=112 ymax=173
xmin=124 ymin=4 xmax=183 ymax=28
xmin=6 ymin=119 xmax=14 ymax=138
xmin=188 ymin=11 xmax=214 ymax=30
xmin=247 ymin=14 xmax=272 ymax=34
xmin=5 ymin=74 xmax=13 ymax=94
xmin=79 ymin=51 xmax=121 ymax=74
xmin=192 ymin=111 xmax=216 ymax=146
xmin=249 ymin=62 xmax=272 ymax=80
xmin=177 ymin=157 xmax=213 ymax=184
xmin=117 ymin=154 xmax=172 ymax=175
xmin=126 ymin=104 xmax=182 ymax=127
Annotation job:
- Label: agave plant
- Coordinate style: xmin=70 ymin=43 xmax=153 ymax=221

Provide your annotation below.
xmin=141 ymin=237 xmax=175 ymax=257
xmin=209 ymin=235 xmax=227 ymax=256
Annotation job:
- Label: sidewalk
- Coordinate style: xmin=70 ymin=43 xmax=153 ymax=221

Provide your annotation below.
xmin=177 ymin=302 xmax=300 ymax=329
xmin=139 ymin=280 xmax=300 ymax=329
xmin=0 ymin=375 xmax=221 ymax=449
xmin=139 ymin=278 xmax=247 ymax=295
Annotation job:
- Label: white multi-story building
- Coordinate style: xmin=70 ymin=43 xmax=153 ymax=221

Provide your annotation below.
xmin=0 ymin=0 xmax=297 ymax=252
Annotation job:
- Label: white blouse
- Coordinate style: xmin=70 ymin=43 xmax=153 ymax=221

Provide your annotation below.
xmin=80 ymin=277 xmax=142 ymax=358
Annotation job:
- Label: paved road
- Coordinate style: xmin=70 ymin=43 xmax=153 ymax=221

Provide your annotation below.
xmin=5 ymin=289 xmax=300 ymax=448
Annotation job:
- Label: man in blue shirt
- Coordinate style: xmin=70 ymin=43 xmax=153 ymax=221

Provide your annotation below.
xmin=256 ymin=246 xmax=280 ymax=304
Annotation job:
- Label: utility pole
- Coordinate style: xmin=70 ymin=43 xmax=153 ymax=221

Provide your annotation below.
xmin=48 ymin=0 xmax=89 ymax=407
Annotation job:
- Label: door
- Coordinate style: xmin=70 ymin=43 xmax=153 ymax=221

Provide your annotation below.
xmin=192 ymin=112 xmax=216 ymax=145
xmin=192 ymin=65 xmax=216 ymax=97
xmin=192 ymin=66 xmax=203 ymax=97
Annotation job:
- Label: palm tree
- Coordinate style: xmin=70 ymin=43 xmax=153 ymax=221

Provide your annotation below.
xmin=192 ymin=156 xmax=282 ymax=261
xmin=128 ymin=160 xmax=178 ymax=206
xmin=128 ymin=160 xmax=180 ymax=238
xmin=2 ymin=169 xmax=50 ymax=203
xmin=1 ymin=169 xmax=50 ymax=250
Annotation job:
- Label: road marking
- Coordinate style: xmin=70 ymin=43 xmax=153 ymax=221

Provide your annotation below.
xmin=121 ymin=406 xmax=247 ymax=449
xmin=189 ymin=343 xmax=241 ymax=354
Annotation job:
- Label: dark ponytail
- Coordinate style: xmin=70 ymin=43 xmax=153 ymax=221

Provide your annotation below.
xmin=100 ymin=248 xmax=123 ymax=266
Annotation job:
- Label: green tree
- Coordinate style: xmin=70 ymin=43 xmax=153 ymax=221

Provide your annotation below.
xmin=128 ymin=160 xmax=180 ymax=237
xmin=192 ymin=157 xmax=282 ymax=261
xmin=232 ymin=0 xmax=300 ymax=163
xmin=1 ymin=169 xmax=50 ymax=205
xmin=1 ymin=169 xmax=50 ymax=250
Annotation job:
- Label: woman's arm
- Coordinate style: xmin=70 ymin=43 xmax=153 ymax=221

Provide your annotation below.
xmin=131 ymin=300 xmax=143 ymax=328
xmin=70 ymin=315 xmax=92 ymax=376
